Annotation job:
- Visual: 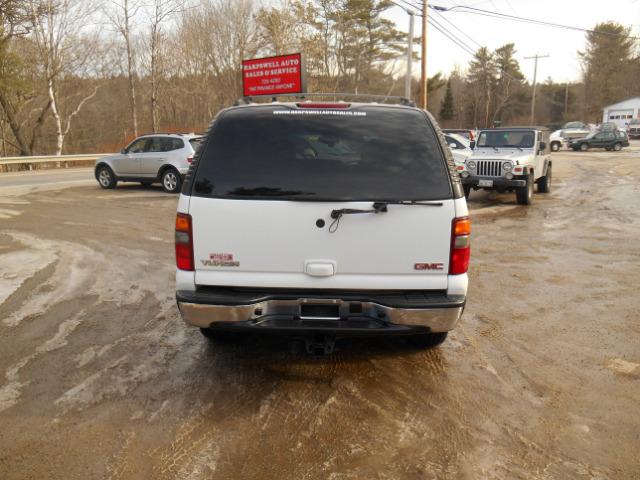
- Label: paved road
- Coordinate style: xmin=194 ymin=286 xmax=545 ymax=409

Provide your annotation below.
xmin=0 ymin=167 xmax=95 ymax=195
xmin=0 ymin=147 xmax=639 ymax=479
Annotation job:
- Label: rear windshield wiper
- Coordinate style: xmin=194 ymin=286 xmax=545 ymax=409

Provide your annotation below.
xmin=330 ymin=200 xmax=443 ymax=232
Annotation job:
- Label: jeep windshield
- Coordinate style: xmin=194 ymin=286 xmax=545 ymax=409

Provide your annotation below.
xmin=476 ymin=130 xmax=535 ymax=148
xmin=191 ymin=105 xmax=452 ymax=201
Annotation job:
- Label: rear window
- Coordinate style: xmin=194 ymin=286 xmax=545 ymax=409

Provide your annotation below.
xmin=191 ymin=105 xmax=452 ymax=201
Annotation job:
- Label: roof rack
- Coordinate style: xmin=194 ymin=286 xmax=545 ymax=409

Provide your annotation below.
xmin=235 ymin=93 xmax=416 ymax=107
xmin=139 ymin=132 xmax=203 ymax=137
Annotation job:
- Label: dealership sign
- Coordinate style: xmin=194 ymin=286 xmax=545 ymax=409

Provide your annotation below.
xmin=242 ymin=53 xmax=307 ymax=97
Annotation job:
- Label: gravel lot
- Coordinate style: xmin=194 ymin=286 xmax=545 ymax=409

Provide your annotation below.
xmin=1 ymin=145 xmax=639 ymax=479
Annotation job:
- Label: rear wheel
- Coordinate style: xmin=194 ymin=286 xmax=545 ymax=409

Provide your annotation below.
xmin=516 ymin=172 xmax=534 ymax=205
xmin=162 ymin=168 xmax=182 ymax=193
xmin=550 ymin=141 xmax=561 ymax=152
xmin=97 ymin=166 xmax=117 ymax=189
xmin=579 ymin=143 xmax=589 ymax=152
xmin=537 ymin=164 xmax=552 ymax=193
xmin=613 ymin=142 xmax=622 ymax=151
xmin=407 ymin=332 xmax=448 ymax=349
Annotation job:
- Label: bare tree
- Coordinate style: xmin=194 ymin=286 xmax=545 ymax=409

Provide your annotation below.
xmin=178 ymin=0 xmax=259 ymax=110
xmin=143 ymin=0 xmax=182 ymax=132
xmin=28 ymin=0 xmax=102 ymax=155
xmin=0 ymin=0 xmax=53 ymax=156
xmin=104 ymin=0 xmax=142 ymax=137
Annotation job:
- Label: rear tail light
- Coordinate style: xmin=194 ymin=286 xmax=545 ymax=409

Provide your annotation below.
xmin=187 ymin=156 xmax=193 ymax=163
xmin=175 ymin=213 xmax=194 ymax=271
xmin=450 ymin=217 xmax=471 ymax=275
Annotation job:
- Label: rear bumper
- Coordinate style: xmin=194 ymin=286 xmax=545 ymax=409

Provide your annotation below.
xmin=176 ymin=287 xmax=465 ymax=336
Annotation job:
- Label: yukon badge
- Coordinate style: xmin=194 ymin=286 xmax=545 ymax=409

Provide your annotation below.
xmin=202 ymin=253 xmax=240 ymax=267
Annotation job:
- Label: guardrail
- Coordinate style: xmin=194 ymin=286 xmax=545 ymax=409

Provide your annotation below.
xmin=0 ymin=154 xmax=110 ymax=173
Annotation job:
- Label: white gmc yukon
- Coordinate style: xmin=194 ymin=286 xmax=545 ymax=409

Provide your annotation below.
xmin=175 ymin=95 xmax=470 ymax=355
xmin=460 ymin=127 xmax=552 ymax=205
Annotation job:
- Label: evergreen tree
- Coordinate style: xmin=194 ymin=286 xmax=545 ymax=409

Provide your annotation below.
xmin=579 ymin=22 xmax=636 ymax=121
xmin=439 ymin=79 xmax=454 ymax=121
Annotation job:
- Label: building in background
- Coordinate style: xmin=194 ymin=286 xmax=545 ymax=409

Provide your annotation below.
xmin=602 ymin=97 xmax=640 ymax=129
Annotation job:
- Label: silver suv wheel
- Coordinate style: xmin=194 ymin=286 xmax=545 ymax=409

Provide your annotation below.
xmin=162 ymin=169 xmax=181 ymax=193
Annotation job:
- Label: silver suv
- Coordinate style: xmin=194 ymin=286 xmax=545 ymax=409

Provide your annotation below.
xmin=95 ymin=133 xmax=202 ymax=193
xmin=174 ymin=95 xmax=471 ymax=355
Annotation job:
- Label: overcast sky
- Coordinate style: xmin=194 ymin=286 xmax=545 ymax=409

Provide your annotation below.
xmin=384 ymin=0 xmax=640 ymax=84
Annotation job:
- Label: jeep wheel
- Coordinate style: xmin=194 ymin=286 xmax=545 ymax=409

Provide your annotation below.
xmin=162 ymin=168 xmax=182 ymax=193
xmin=463 ymin=185 xmax=471 ymax=199
xmin=516 ymin=172 xmax=533 ymax=205
xmin=407 ymin=332 xmax=448 ymax=349
xmin=537 ymin=164 xmax=552 ymax=193
xmin=613 ymin=142 xmax=622 ymax=151
xmin=97 ymin=166 xmax=117 ymax=189
xmin=579 ymin=143 xmax=589 ymax=152
xmin=550 ymin=141 xmax=561 ymax=152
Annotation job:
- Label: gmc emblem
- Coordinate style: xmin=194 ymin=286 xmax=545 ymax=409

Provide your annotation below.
xmin=415 ymin=263 xmax=444 ymax=271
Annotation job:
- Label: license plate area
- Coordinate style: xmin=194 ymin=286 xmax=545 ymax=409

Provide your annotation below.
xmin=478 ymin=179 xmax=493 ymax=187
xmin=300 ymin=304 xmax=340 ymax=320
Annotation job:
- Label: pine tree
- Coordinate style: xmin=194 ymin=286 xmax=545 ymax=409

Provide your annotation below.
xmin=439 ymin=80 xmax=454 ymax=121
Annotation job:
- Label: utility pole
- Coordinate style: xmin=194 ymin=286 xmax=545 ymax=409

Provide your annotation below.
xmin=420 ymin=0 xmax=428 ymax=110
xmin=405 ymin=11 xmax=414 ymax=99
xmin=524 ymin=53 xmax=549 ymax=125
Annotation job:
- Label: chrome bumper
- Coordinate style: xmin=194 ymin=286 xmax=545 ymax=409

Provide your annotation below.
xmin=177 ymin=296 xmax=464 ymax=334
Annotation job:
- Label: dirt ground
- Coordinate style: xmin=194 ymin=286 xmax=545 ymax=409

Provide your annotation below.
xmin=1 ymin=147 xmax=639 ymax=479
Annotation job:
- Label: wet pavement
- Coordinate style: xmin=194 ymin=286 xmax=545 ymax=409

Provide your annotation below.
xmin=1 ymin=146 xmax=639 ymax=479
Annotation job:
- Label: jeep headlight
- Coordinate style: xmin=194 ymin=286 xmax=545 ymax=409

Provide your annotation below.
xmin=467 ymin=160 xmax=476 ymax=170
xmin=503 ymin=161 xmax=513 ymax=172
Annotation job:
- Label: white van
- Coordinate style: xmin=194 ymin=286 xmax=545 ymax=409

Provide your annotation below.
xmin=175 ymin=95 xmax=470 ymax=355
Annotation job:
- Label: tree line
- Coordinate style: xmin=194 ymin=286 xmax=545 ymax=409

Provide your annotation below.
xmin=0 ymin=0 xmax=638 ymax=157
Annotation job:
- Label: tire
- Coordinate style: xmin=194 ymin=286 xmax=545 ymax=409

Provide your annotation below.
xmin=463 ymin=185 xmax=471 ymax=199
xmin=516 ymin=172 xmax=533 ymax=205
xmin=613 ymin=142 xmax=622 ymax=151
xmin=97 ymin=166 xmax=117 ymax=189
xmin=407 ymin=331 xmax=448 ymax=349
xmin=162 ymin=168 xmax=182 ymax=193
xmin=550 ymin=141 xmax=560 ymax=152
xmin=537 ymin=163 xmax=552 ymax=193
xmin=579 ymin=143 xmax=589 ymax=152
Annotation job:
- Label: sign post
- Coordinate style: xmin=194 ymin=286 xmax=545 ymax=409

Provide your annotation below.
xmin=242 ymin=53 xmax=307 ymax=98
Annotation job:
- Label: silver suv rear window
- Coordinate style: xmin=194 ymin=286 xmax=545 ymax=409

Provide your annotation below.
xmin=191 ymin=105 xmax=452 ymax=201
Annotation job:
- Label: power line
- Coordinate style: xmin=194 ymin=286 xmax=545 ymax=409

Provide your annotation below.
xmin=430 ymin=4 xmax=640 ymax=40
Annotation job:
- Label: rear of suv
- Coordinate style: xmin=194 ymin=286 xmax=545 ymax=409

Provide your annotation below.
xmin=175 ymin=96 xmax=470 ymax=354
xmin=95 ymin=133 xmax=202 ymax=193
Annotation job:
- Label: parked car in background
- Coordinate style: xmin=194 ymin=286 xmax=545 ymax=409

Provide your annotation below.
xmin=443 ymin=133 xmax=474 ymax=165
xmin=626 ymin=118 xmax=640 ymax=139
xmin=550 ymin=130 xmax=564 ymax=152
xmin=442 ymin=129 xmax=477 ymax=142
xmin=568 ymin=130 xmax=629 ymax=151
xmin=95 ymin=133 xmax=202 ymax=193
xmin=459 ymin=127 xmax=552 ymax=205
